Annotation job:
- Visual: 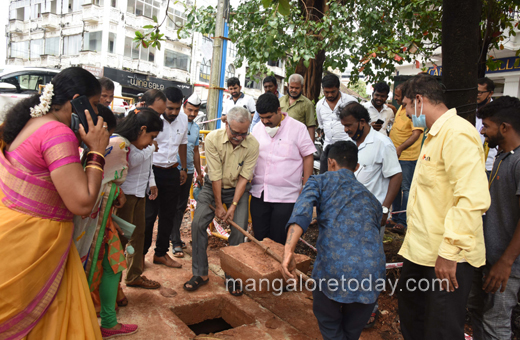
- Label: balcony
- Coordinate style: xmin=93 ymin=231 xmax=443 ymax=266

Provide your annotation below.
xmin=82 ymin=4 xmax=102 ymax=23
xmin=109 ymin=7 xmax=122 ymax=24
xmin=8 ymin=19 xmax=24 ymax=34
xmin=41 ymin=13 xmax=59 ymax=30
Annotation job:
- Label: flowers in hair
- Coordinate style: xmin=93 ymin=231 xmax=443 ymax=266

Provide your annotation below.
xmin=30 ymin=83 xmax=54 ymax=118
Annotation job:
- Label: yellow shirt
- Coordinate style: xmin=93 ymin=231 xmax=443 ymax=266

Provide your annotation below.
xmin=204 ymin=129 xmax=259 ymax=189
xmin=389 ymin=106 xmax=424 ymax=161
xmin=398 ymin=109 xmax=490 ymax=267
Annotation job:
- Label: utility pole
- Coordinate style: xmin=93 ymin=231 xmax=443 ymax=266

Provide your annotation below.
xmin=206 ymin=0 xmax=227 ymax=130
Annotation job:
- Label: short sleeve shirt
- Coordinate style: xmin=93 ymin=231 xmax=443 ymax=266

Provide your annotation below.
xmin=279 ymin=95 xmax=316 ymax=127
xmin=485 ymin=148 xmax=520 ymax=277
xmin=222 ymin=93 xmax=256 ymax=116
xmin=177 ymin=121 xmax=200 ymax=174
xmin=363 ymin=101 xmax=395 ymax=136
xmin=316 ymin=92 xmax=357 ymax=148
xmin=389 ymin=106 xmax=424 ymax=161
xmin=204 ymin=129 xmax=259 ymax=189
xmin=355 ymin=127 xmax=402 ymax=204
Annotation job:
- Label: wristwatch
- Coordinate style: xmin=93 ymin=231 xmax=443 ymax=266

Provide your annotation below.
xmin=232 ymin=202 xmax=238 ymax=206
xmin=181 ymin=168 xmax=187 ymax=172
xmin=382 ymin=206 xmax=389 ymax=214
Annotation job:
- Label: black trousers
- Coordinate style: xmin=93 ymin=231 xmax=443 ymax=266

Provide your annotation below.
xmin=250 ymin=192 xmax=295 ymax=244
xmin=144 ymin=166 xmax=180 ymax=257
xmin=397 ymin=259 xmax=474 ymax=340
xmin=319 ymin=148 xmax=328 ymax=174
xmin=170 ymin=173 xmax=194 ymax=248
xmin=313 ymin=289 xmax=376 ymax=340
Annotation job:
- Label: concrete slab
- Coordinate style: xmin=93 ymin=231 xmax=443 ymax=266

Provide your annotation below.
xmin=219 ymin=238 xmax=311 ymax=293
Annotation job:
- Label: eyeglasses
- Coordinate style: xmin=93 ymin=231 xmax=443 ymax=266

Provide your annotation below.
xmin=477 ymin=91 xmax=490 ymax=96
xmin=228 ymin=125 xmax=249 ymax=138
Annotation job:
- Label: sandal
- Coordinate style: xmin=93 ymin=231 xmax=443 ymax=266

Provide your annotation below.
xmin=181 ymin=241 xmax=187 ymax=249
xmin=227 ymin=279 xmax=243 ymax=297
xmin=389 ymin=223 xmax=406 ymax=235
xmin=183 ymin=276 xmax=209 ymax=292
xmin=364 ymin=310 xmax=380 ymax=329
xmin=172 ymin=246 xmax=184 ymax=258
xmin=126 ymin=275 xmax=161 ymax=289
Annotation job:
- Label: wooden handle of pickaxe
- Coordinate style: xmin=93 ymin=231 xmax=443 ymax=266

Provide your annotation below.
xmin=209 ymin=205 xmax=311 ymax=282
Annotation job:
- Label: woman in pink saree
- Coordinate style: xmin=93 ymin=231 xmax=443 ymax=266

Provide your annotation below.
xmin=0 ymin=67 xmax=109 ymax=339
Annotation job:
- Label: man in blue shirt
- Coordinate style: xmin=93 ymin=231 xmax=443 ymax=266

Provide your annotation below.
xmin=282 ymin=141 xmax=386 ymax=340
xmin=170 ymin=93 xmax=204 ymax=258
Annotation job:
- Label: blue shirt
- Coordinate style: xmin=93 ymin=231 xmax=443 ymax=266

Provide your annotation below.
xmin=177 ymin=122 xmax=200 ymax=174
xmin=287 ymin=169 xmax=386 ymax=304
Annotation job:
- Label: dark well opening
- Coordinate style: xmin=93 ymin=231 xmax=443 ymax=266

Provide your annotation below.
xmin=172 ymin=296 xmax=255 ymax=336
xmin=188 ymin=317 xmax=233 ymax=335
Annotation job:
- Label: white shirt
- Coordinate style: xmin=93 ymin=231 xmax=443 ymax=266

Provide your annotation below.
xmin=120 ymin=144 xmax=156 ymax=198
xmin=355 ymin=127 xmax=402 ymax=204
xmin=153 ymin=113 xmax=189 ymax=167
xmin=316 ymin=92 xmax=357 ymax=148
xmin=475 ymin=116 xmax=497 ymax=171
xmin=363 ymin=101 xmax=395 ymax=136
xmin=222 ymin=93 xmax=256 ymax=116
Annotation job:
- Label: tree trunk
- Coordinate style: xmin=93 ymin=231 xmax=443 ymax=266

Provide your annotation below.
xmin=295 ymin=49 xmax=326 ymax=103
xmin=293 ymin=0 xmax=327 ymax=104
xmin=442 ymin=0 xmax=482 ymax=124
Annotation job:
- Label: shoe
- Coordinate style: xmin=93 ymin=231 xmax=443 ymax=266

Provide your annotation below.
xmin=126 ymin=275 xmax=161 ymax=289
xmin=101 ymin=324 xmax=138 ymax=339
xmin=172 ymin=246 xmax=184 ymax=258
xmin=153 ymin=254 xmax=182 ymax=268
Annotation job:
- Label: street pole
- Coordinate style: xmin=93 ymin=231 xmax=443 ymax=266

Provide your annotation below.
xmin=206 ymin=0 xmax=226 ymax=130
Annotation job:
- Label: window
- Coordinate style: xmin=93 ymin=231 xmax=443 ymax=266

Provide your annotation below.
xmin=14 ymin=8 xmax=24 ymax=20
xmin=84 ymin=31 xmax=102 ymax=52
xmin=228 ymin=42 xmax=236 ymax=58
xmin=129 ymin=0 xmax=160 ymax=19
xmin=108 ymin=33 xmax=116 ymax=54
xmin=199 ymin=58 xmax=211 ymax=82
xmin=245 ymin=70 xmax=261 ymax=90
xmin=111 ymin=0 xmax=117 ymax=7
xmin=11 ymin=41 xmax=29 ymax=58
xmin=66 ymin=0 xmax=81 ymax=13
xmin=18 ymin=74 xmax=45 ymax=91
xmin=30 ymin=39 xmax=44 ymax=59
xmin=35 ymin=3 xmax=42 ymax=18
xmin=164 ymin=50 xmax=190 ymax=71
xmin=124 ymin=37 xmax=154 ymax=62
xmin=63 ymin=34 xmax=82 ymax=55
xmin=267 ymin=59 xmax=282 ymax=68
xmin=50 ymin=0 xmax=57 ymax=14
xmin=167 ymin=7 xmax=186 ymax=29
xmin=225 ymin=64 xmax=235 ymax=82
xmin=45 ymin=37 xmax=60 ymax=55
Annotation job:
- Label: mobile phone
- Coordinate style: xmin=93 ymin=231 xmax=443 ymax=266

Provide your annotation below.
xmin=70 ymin=95 xmax=98 ymax=134
xmin=375 ymin=119 xmax=384 ymax=125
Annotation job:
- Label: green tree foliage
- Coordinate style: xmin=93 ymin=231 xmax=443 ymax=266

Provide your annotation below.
xmin=134 ymin=0 xmax=520 ymax=100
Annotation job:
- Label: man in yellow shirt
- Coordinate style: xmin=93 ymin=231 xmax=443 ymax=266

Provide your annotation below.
xmin=183 ymin=106 xmax=259 ymax=296
xmin=397 ymin=74 xmax=490 ymax=340
xmin=388 ymin=84 xmax=423 ymax=234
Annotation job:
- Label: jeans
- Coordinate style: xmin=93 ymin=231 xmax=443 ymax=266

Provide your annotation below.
xmin=313 ymin=289 xmax=376 ymax=340
xmin=391 ymin=160 xmax=417 ymax=227
xmin=468 ymin=265 xmax=520 ymax=340
xmin=170 ymin=173 xmax=194 ymax=248
xmin=398 ymin=259 xmax=474 ymax=340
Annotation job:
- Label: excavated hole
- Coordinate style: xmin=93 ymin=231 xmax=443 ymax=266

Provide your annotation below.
xmin=171 ymin=296 xmax=255 ymax=336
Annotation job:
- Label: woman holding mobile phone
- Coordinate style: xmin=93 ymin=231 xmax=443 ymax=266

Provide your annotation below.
xmin=0 ymin=67 xmax=108 ymax=339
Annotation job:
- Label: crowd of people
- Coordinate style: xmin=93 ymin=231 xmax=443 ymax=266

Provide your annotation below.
xmin=0 ymin=66 xmax=519 ymax=340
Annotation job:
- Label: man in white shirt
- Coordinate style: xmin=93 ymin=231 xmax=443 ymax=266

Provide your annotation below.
xmin=339 ymin=102 xmax=402 ymax=328
xmin=221 ymin=77 xmax=256 ymax=126
xmin=316 ymin=73 xmax=357 ymax=173
xmin=475 ymin=77 xmax=497 ymax=176
xmin=143 ymin=87 xmax=188 ymax=268
xmin=363 ymin=82 xmax=395 ymax=136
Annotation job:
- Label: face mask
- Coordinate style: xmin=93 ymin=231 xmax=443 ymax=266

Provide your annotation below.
xmin=265 ymin=126 xmax=280 ymax=138
xmin=351 ymin=122 xmax=364 ymax=141
xmin=411 ymin=98 xmax=427 ymax=128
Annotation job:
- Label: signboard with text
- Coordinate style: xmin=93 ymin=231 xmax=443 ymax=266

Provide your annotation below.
xmin=103 ymin=67 xmax=193 ymax=98
xmin=427 ymin=57 xmax=520 ymax=77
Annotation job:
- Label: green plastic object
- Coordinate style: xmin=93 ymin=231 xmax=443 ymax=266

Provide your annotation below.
xmin=111 ymin=214 xmax=136 ymax=238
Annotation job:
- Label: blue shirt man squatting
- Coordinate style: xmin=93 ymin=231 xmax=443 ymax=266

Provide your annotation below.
xmin=282 ymin=140 xmax=386 ymax=340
